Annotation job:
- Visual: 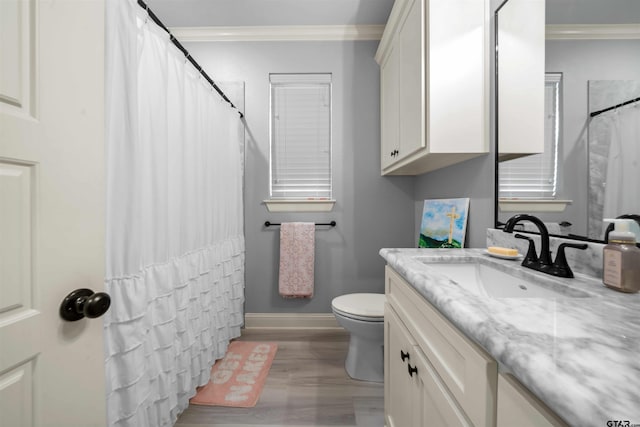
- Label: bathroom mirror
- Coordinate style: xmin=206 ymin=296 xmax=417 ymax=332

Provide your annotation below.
xmin=495 ymin=0 xmax=640 ymax=242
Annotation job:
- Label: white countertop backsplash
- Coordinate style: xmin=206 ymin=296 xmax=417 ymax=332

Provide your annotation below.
xmin=379 ymin=246 xmax=640 ymax=427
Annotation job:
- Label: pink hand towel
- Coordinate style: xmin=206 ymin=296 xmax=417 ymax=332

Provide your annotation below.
xmin=278 ymin=222 xmax=315 ymax=298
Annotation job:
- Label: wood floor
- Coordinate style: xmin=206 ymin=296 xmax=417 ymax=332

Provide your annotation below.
xmin=175 ymin=328 xmax=384 ymax=427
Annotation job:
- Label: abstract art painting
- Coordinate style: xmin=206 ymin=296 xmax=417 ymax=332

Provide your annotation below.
xmin=419 ymin=198 xmax=470 ymax=248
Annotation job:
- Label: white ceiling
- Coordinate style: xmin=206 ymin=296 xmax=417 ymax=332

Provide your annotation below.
xmin=144 ymin=0 xmax=395 ymax=27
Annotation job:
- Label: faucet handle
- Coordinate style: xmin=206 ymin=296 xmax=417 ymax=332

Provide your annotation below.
xmin=551 ymin=243 xmax=588 ymax=278
xmin=515 ymin=234 xmax=539 ymax=266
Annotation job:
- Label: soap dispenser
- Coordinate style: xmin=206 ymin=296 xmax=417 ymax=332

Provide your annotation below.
xmin=602 ymin=219 xmax=640 ymax=293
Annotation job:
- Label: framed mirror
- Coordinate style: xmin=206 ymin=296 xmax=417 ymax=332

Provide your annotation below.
xmin=495 ymin=0 xmax=640 ymax=242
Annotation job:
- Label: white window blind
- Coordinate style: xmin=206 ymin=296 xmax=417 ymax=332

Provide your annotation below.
xmin=499 ymin=73 xmax=561 ymax=199
xmin=270 ymin=73 xmax=332 ymax=199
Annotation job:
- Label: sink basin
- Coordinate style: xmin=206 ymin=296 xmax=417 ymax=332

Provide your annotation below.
xmin=420 ymin=260 xmax=591 ymax=298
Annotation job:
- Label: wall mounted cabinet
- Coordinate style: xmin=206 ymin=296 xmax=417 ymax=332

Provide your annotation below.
xmin=375 ymin=0 xmax=490 ymax=176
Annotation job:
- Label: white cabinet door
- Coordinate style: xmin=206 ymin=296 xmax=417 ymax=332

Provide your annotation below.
xmin=497 ymin=374 xmax=569 ymax=427
xmin=380 ymin=41 xmax=400 ymax=169
xmin=398 ymin=0 xmax=425 ymax=159
xmin=412 ymin=344 xmax=473 ymax=427
xmin=386 ymin=303 xmax=472 ymax=427
xmin=385 ymin=305 xmax=416 ymax=427
xmin=0 ymin=1 xmax=106 ymax=426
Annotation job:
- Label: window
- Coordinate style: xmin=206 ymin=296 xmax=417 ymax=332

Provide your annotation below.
xmin=269 ymin=73 xmax=332 ymax=200
xmin=499 ymin=73 xmax=562 ymax=199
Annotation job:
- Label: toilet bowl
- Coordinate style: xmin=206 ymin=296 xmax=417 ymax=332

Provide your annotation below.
xmin=331 ymin=293 xmax=385 ymax=382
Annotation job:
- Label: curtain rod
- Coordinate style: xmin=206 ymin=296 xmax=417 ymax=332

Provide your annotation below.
xmin=590 ymin=96 xmax=640 ymax=118
xmin=136 ymin=0 xmax=244 ymax=118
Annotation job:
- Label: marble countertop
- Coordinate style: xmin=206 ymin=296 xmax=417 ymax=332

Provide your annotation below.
xmin=380 ymin=248 xmax=640 ymax=427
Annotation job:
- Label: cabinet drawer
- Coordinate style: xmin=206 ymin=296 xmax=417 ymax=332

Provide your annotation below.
xmin=497 ymin=374 xmax=568 ymax=427
xmin=385 ymin=266 xmax=497 ymax=427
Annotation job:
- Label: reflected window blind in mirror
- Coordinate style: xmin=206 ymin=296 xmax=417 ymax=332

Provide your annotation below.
xmin=499 ymin=73 xmax=562 ymax=199
xmin=269 ymin=73 xmax=332 ymax=200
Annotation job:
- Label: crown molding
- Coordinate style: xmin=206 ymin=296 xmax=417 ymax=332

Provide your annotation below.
xmin=546 ymin=24 xmax=640 ymax=40
xmin=169 ymin=24 xmax=385 ymax=42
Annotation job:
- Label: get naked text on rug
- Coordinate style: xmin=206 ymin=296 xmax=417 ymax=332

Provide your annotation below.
xmin=190 ymin=341 xmax=278 ymax=408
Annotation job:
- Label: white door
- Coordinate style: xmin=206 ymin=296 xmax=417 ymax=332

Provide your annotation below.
xmin=0 ymin=1 xmax=106 ymax=426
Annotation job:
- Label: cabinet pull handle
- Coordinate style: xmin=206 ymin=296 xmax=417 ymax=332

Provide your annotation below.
xmin=408 ymin=364 xmax=418 ymax=377
xmin=400 ymin=350 xmax=410 ymax=362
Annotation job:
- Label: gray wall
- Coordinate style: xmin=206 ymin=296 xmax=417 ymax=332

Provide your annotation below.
xmin=178 ymin=0 xmax=504 ymax=313
xmin=186 ymin=41 xmax=415 ymax=313
xmin=413 ymin=156 xmax=495 ymax=249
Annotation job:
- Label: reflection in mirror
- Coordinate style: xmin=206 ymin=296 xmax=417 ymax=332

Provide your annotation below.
xmin=496 ymin=0 xmax=640 ymax=242
xmin=499 ymin=72 xmax=561 ymax=204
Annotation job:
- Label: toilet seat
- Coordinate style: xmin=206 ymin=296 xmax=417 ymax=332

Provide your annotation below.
xmin=331 ymin=293 xmax=385 ymax=322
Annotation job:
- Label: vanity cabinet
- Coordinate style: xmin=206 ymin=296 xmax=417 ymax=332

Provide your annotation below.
xmin=385 ymin=264 xmax=572 ymax=427
xmin=375 ymin=0 xmax=489 ymax=176
xmin=385 ymin=266 xmax=497 ymax=427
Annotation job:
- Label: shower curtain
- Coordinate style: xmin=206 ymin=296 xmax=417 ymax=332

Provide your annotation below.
xmin=104 ymin=1 xmax=245 ymax=426
xmin=602 ymin=103 xmax=640 ymax=220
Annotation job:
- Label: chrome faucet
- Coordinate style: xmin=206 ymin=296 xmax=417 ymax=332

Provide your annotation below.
xmin=502 ymin=214 xmax=586 ymax=278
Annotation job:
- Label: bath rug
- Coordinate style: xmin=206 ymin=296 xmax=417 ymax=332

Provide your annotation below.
xmin=190 ymin=341 xmax=277 ymax=408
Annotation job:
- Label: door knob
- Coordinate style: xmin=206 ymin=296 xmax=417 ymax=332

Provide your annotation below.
xmin=400 ymin=350 xmax=410 ymax=362
xmin=60 ymin=288 xmax=111 ymax=321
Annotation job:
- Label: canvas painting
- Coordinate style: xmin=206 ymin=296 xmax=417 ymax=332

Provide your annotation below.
xmin=419 ymin=198 xmax=470 ymax=248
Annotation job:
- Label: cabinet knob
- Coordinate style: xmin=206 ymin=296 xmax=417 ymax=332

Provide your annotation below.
xmin=400 ymin=350 xmax=410 ymax=362
xmin=408 ymin=364 xmax=418 ymax=377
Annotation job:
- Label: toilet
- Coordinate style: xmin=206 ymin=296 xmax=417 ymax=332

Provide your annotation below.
xmin=331 ymin=293 xmax=386 ymax=382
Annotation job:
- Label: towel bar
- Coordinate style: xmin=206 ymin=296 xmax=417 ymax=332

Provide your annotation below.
xmin=264 ymin=221 xmax=336 ymax=227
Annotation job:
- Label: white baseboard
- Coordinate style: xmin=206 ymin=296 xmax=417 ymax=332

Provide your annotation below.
xmin=244 ymin=313 xmax=341 ymax=329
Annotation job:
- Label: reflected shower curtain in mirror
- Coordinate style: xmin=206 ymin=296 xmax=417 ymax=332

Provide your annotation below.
xmin=602 ymin=104 xmax=640 ymax=220
xmin=588 ymin=81 xmax=640 ymax=239
xmin=104 ymin=1 xmax=245 ymax=426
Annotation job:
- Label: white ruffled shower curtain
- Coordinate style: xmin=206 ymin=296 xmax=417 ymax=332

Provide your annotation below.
xmin=603 ymin=103 xmax=640 ymax=219
xmin=104 ymin=1 xmax=245 ymax=426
